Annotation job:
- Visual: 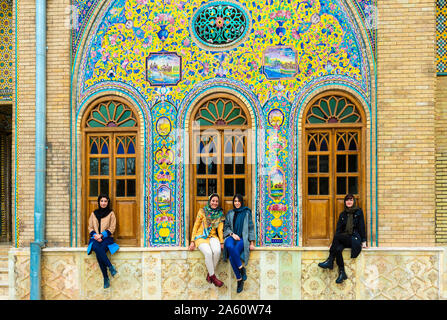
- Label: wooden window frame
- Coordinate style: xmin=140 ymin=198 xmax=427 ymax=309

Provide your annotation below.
xmin=188 ymin=93 xmax=252 ymax=237
xmin=302 ymin=91 xmax=367 ymax=246
xmin=81 ymin=96 xmax=140 ymax=246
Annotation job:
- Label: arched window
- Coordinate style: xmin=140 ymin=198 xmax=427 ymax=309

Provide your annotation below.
xmin=82 ymin=97 xmax=140 ymax=246
xmin=189 ymin=94 xmax=252 ymax=235
xmin=302 ymin=92 xmax=366 ymax=246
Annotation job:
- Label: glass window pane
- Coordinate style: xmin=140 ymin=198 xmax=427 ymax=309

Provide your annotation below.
xmin=308 ymin=155 xmax=317 ymax=173
xmin=90 ymin=158 xmax=98 ymax=175
xmin=101 ymin=143 xmax=109 ymax=154
xmin=235 ymin=179 xmax=245 ymax=196
xmin=100 ymin=179 xmax=109 ymax=195
xmin=116 ymin=179 xmax=125 ymax=197
xmin=337 ymin=177 xmax=347 ymax=195
xmin=116 ymin=158 xmax=125 ymax=175
xmin=349 ymin=139 xmax=357 ymax=151
xmin=348 ymin=177 xmax=358 ymax=194
xmin=100 ymin=158 xmax=109 ymax=176
xmin=224 ymin=137 xmax=233 ymax=153
xmin=320 ymin=139 xmax=328 ymax=151
xmin=117 ymin=142 xmax=125 ymax=154
xmin=337 ymin=155 xmax=346 ymax=173
xmin=128 ymin=141 xmax=135 ymax=154
xmin=224 ymin=179 xmax=234 ymax=197
xmin=308 ymin=139 xmax=317 ymax=151
xmin=127 ymin=179 xmax=136 ymax=197
xmin=319 ymin=177 xmax=329 ymax=195
xmin=208 ymin=179 xmax=217 ymax=195
xmin=308 ymin=177 xmax=318 ymax=195
xmin=224 ymin=156 xmax=233 ymax=174
xmin=319 ymin=155 xmax=329 ymax=173
xmin=89 ymin=179 xmax=98 ymax=197
xmin=127 ymin=158 xmax=136 ymax=175
xmin=235 ymin=156 xmax=244 ymax=174
xmin=337 ymin=139 xmax=345 ymax=151
xmin=208 ymin=157 xmax=217 ymax=175
xmin=197 ymin=179 xmax=206 ymax=196
xmin=90 ymin=142 xmax=98 ymax=154
xmin=348 ymin=155 xmax=358 ymax=173
xmin=197 ymin=157 xmax=206 ymax=174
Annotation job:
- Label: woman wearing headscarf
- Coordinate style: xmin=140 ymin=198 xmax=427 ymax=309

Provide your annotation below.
xmin=318 ymin=193 xmax=367 ymax=284
xmin=222 ymin=194 xmax=255 ymax=293
xmin=189 ymin=193 xmax=225 ymax=287
xmin=87 ymin=194 xmax=120 ymax=289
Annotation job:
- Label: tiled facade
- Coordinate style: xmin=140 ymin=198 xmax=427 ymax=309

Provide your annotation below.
xmin=4 ymin=0 xmax=447 ymax=300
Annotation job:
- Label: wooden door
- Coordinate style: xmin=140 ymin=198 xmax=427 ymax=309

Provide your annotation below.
xmin=189 ymin=95 xmax=251 ymax=237
xmin=83 ymin=98 xmax=140 ymax=246
xmin=85 ymin=133 xmax=139 ymax=246
xmin=302 ymin=93 xmax=365 ymax=246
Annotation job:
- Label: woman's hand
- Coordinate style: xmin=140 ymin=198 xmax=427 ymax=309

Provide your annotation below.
xmin=221 ymin=243 xmax=224 ymax=250
xmin=188 ymin=242 xmax=196 ymax=251
xmin=362 ymin=242 xmax=367 ymax=248
xmin=232 ymin=233 xmax=241 ymax=241
xmin=94 ymin=233 xmax=102 ymax=242
xmin=249 ymin=242 xmax=255 ymax=250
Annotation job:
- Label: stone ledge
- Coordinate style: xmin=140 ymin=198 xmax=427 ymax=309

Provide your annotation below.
xmin=6 ymin=246 xmax=446 ymax=253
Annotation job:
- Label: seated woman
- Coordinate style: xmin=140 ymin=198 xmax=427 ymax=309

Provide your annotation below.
xmin=188 ymin=193 xmax=225 ymax=287
xmin=222 ymin=194 xmax=255 ymax=293
xmin=87 ymin=194 xmax=119 ymax=289
xmin=318 ymin=193 xmax=366 ymax=283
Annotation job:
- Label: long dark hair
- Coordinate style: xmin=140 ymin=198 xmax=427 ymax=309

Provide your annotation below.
xmin=232 ymin=194 xmax=244 ymax=209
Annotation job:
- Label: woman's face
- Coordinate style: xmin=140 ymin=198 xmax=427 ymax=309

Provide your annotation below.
xmin=99 ymin=197 xmax=109 ymax=208
xmin=234 ymin=197 xmax=242 ymax=209
xmin=210 ymin=196 xmax=219 ymax=209
xmin=345 ymin=198 xmax=354 ymax=208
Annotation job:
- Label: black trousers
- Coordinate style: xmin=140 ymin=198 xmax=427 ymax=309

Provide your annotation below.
xmin=329 ymin=233 xmax=352 ymax=270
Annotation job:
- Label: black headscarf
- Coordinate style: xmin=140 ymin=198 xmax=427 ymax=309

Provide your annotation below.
xmin=94 ymin=194 xmax=112 ymax=231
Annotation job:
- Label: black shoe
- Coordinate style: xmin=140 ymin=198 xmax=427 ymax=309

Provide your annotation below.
xmin=109 ymin=265 xmax=117 ymax=277
xmin=236 ymin=280 xmax=244 ymax=293
xmin=240 ymin=267 xmax=247 ymax=281
xmin=318 ymin=257 xmax=334 ymax=270
xmin=104 ymin=277 xmax=110 ymax=289
xmin=335 ymin=270 xmax=348 ymax=284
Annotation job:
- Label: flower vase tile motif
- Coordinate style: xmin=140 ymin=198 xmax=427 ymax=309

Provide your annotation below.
xmin=263 ymin=97 xmax=292 ymax=246
xmin=152 ymin=101 xmax=178 ymax=246
xmin=80 ymin=0 xmax=366 ymax=111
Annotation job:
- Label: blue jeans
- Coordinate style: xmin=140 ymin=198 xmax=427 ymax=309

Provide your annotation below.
xmin=224 ymin=236 xmax=244 ymax=280
xmin=91 ymin=240 xmax=112 ymax=279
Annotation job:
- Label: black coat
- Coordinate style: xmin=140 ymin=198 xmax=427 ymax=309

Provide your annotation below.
xmin=335 ymin=208 xmax=366 ymax=258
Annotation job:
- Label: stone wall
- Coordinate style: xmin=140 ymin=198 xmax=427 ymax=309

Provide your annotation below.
xmin=377 ymin=0 xmax=436 ymax=246
xmin=436 ymin=76 xmax=447 ymax=242
xmin=9 ymin=248 xmax=445 ymax=300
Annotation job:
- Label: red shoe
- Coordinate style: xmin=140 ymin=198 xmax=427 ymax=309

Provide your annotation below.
xmin=206 ymin=273 xmax=211 ymax=283
xmin=209 ymin=274 xmax=224 ymax=287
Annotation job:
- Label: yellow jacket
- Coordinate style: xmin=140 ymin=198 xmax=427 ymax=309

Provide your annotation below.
xmin=191 ymin=208 xmax=224 ymax=247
